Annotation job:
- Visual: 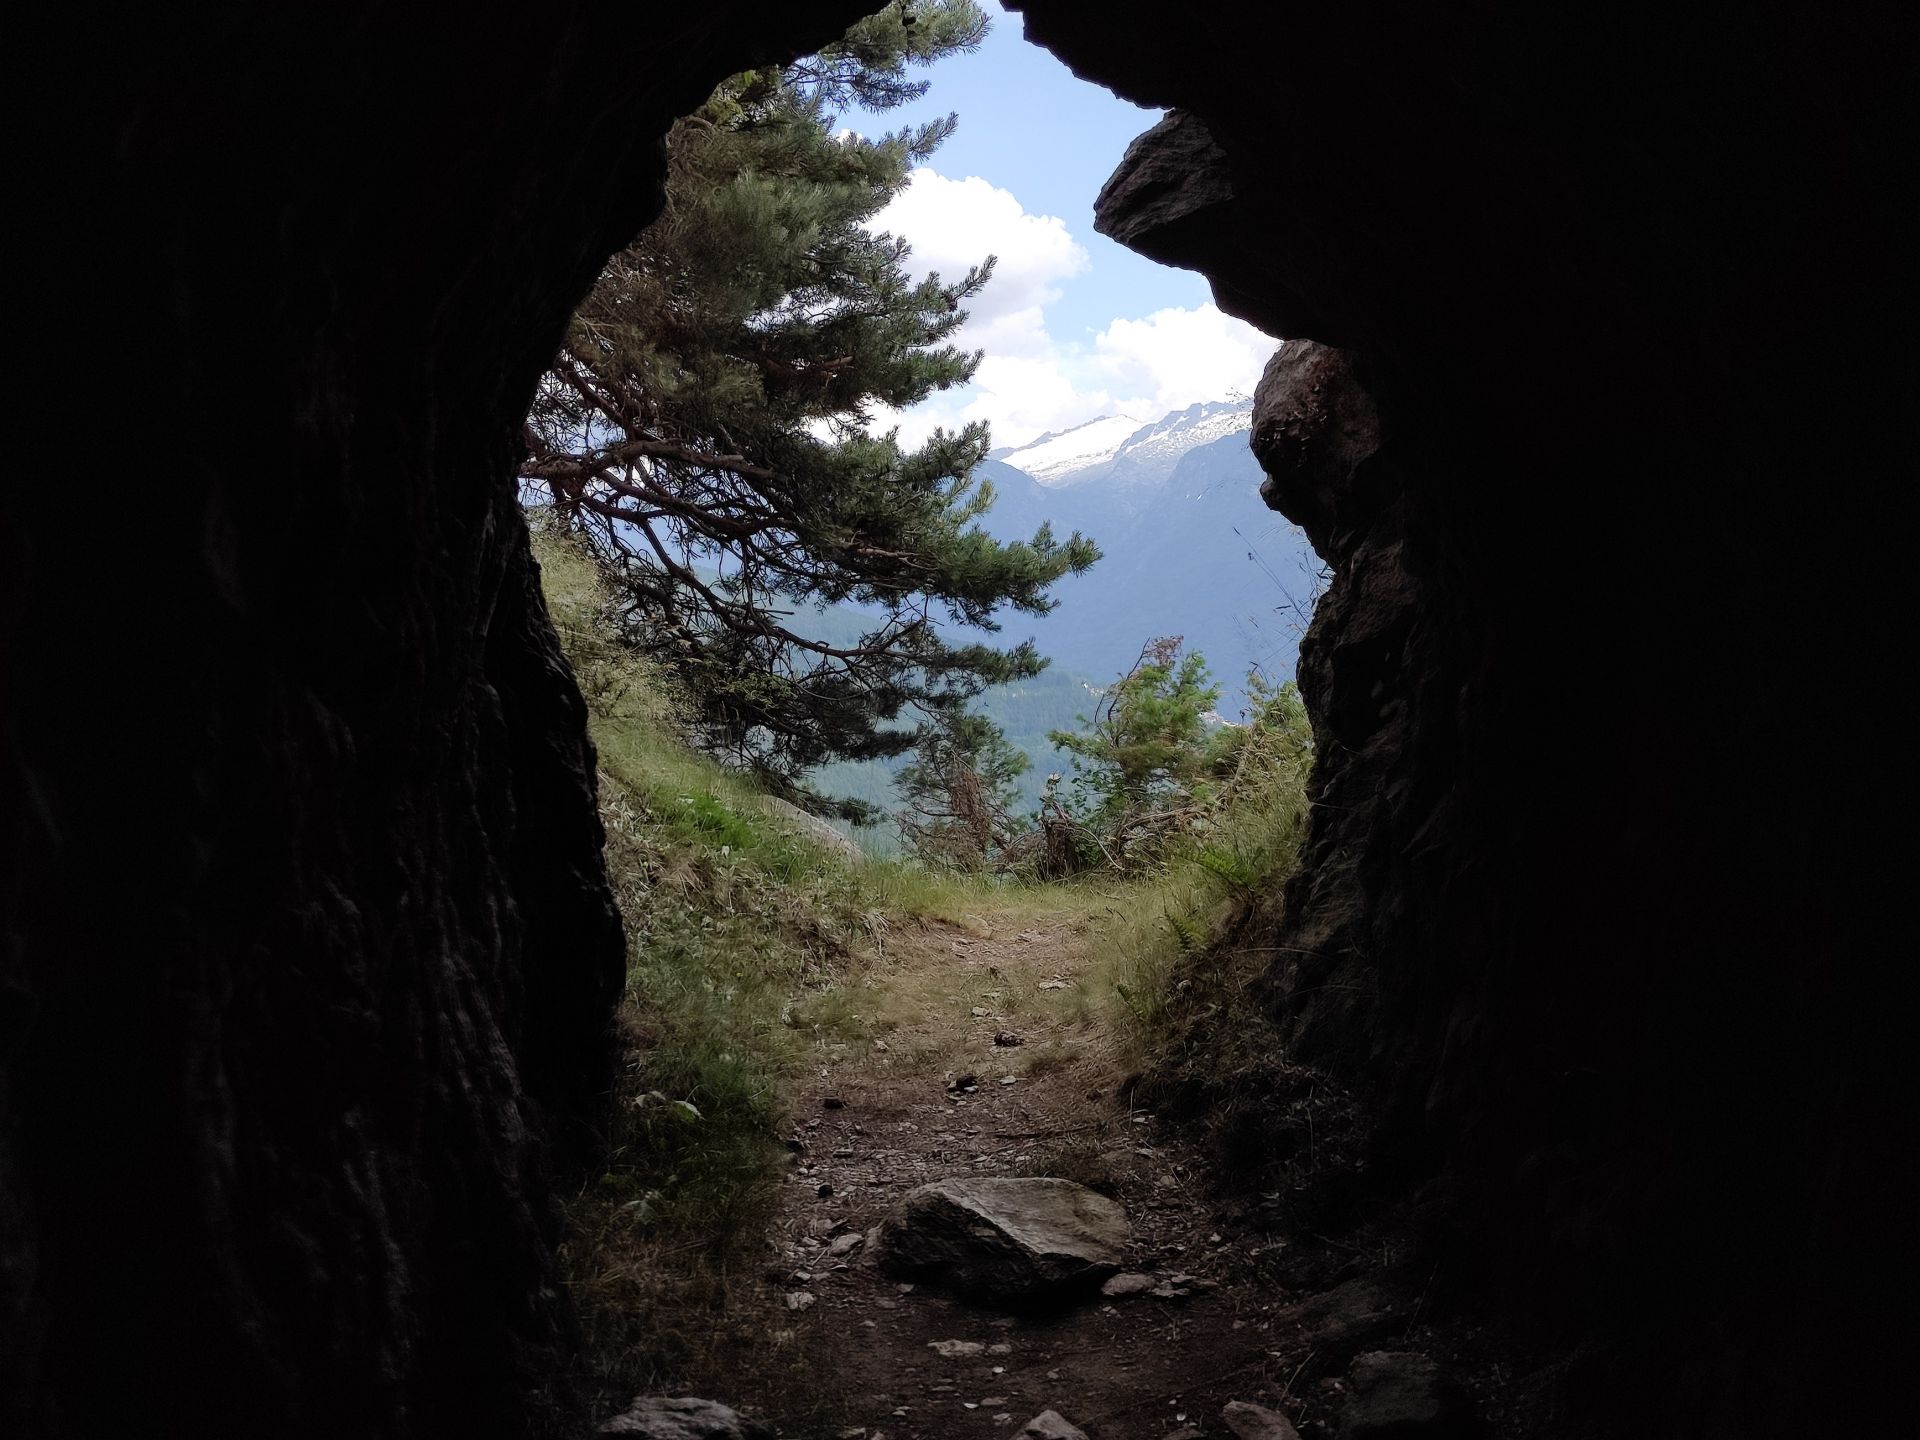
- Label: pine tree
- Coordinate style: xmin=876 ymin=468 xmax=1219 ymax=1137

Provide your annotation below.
xmin=521 ymin=2 xmax=1097 ymax=813
xmin=895 ymin=712 xmax=1030 ymax=870
xmin=1050 ymin=636 xmax=1222 ymax=863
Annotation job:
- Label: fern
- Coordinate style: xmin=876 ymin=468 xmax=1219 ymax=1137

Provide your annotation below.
xmin=1163 ymin=908 xmax=1205 ymax=956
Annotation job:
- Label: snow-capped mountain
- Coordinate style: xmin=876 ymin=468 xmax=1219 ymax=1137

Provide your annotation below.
xmin=1104 ymin=398 xmax=1254 ymax=493
xmin=990 ymin=414 xmax=1146 ymax=485
xmin=973 ymin=393 xmax=1321 ymax=717
xmin=991 ymin=398 xmax=1255 ymax=497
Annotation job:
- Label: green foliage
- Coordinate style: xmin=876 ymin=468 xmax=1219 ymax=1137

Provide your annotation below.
xmin=536 ymin=523 xmax=998 ymax=1388
xmin=1087 ymin=668 xmax=1315 ymax=1061
xmin=522 ymin=0 xmax=1097 ymax=812
xmin=894 ymin=710 xmax=1030 ymax=870
xmin=1048 ymin=636 xmax=1223 ymax=869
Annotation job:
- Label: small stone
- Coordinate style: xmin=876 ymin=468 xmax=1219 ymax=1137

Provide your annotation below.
xmin=828 ymin=1232 xmax=865 ymax=1258
xmin=982 ymin=1395 xmax=1008 ymax=1406
xmin=928 ymin=1339 xmax=987 ymax=1358
xmin=987 ymin=1342 xmax=1013 ymax=1355
xmin=1222 ymin=1399 xmax=1302 ymax=1440
xmin=1150 ymin=1274 xmax=1209 ymax=1299
xmin=1168 ymin=1429 xmax=1206 ymax=1440
xmin=999 ymin=1076 xmax=1018 ymax=1086
xmin=1010 ymin=1412 xmax=1089 ymax=1440
xmin=971 ymin=1007 xmax=992 ymax=1017
xmin=1101 ymin=1272 xmax=1155 ymax=1297
xmin=784 ymin=1291 xmax=815 ymax=1311
xmin=1038 ymin=980 xmax=1069 ymax=990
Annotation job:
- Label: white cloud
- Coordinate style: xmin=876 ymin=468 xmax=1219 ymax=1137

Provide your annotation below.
xmin=874 ymin=170 xmax=1088 ymax=358
xmin=962 ymin=353 xmax=1120 ymax=445
xmin=1090 ymin=304 xmax=1275 ymax=416
xmin=868 ymin=167 xmax=1278 ymax=451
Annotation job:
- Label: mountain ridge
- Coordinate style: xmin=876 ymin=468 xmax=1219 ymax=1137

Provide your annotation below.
xmin=991 ymin=397 xmax=1254 ymax=494
xmin=975 ymin=394 xmax=1321 ymax=714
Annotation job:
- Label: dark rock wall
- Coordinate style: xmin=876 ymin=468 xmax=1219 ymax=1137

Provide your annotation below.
xmin=2 ymin=5 xmax=859 ymax=1435
xmin=1029 ymin=1 xmax=1919 ymax=1429
xmin=5 ymin=2 xmax=1913 ymax=1435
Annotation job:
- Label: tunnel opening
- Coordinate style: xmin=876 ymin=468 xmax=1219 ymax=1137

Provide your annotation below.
xmin=5 ymin=2 xmax=1913 ymax=1438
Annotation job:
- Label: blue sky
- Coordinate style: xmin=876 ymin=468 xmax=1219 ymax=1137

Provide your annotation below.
xmin=852 ymin=2 xmax=1277 ymax=449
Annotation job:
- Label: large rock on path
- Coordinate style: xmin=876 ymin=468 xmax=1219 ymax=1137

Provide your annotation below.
xmin=873 ymin=1177 xmax=1131 ymax=1303
xmin=1224 ymin=1400 xmax=1303 ymax=1440
xmin=601 ymin=1396 xmax=771 ymax=1439
xmin=1010 ymin=1412 xmax=1090 ymax=1440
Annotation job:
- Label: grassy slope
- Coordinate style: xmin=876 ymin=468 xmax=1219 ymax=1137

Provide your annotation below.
xmin=537 ymin=529 xmax=1014 ymax=1386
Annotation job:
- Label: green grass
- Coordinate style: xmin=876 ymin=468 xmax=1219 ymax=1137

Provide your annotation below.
xmin=1085 ymin=719 xmax=1315 ymax=1074
xmin=536 ymin=524 xmax=1022 ymax=1387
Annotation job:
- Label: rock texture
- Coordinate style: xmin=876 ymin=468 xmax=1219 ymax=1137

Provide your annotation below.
xmin=601 ymin=1396 xmax=772 ymax=1439
xmin=1018 ymin=0 xmax=1920 ymax=1431
xmin=872 ymin=1177 xmax=1130 ymax=1302
xmin=757 ymin=795 xmax=864 ymax=862
xmin=1263 ymin=1273 xmax=1412 ymax=1370
xmin=1010 ymin=1412 xmax=1091 ymax=1440
xmin=1223 ymin=1399 xmax=1304 ymax=1440
xmin=6 ymin=2 xmax=1916 ymax=1437
xmin=2 ymin=4 xmax=867 ymax=1438
xmin=1338 ymin=1353 xmax=1466 ymax=1440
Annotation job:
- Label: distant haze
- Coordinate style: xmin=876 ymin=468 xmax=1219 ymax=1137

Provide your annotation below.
xmin=977 ymin=392 xmax=1324 ymax=709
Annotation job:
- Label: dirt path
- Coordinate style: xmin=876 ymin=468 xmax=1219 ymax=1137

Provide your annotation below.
xmin=703 ymin=904 xmax=1390 ymax=1440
